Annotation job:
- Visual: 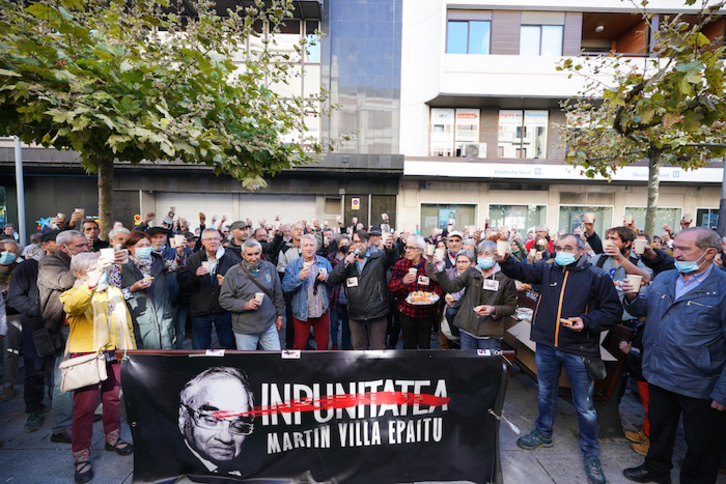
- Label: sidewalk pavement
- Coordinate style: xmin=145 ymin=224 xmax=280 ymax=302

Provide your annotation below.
xmin=0 ymin=357 xmax=724 ymax=484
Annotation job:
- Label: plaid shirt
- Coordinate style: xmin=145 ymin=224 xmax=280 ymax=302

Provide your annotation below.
xmin=388 ymin=258 xmax=442 ymax=318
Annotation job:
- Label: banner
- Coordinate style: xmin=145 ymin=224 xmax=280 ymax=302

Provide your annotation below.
xmin=122 ymin=350 xmax=508 ymax=483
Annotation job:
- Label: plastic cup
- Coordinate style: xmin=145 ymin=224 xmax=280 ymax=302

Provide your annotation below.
xmin=633 ymin=239 xmax=647 ymax=255
xmin=74 ymin=208 xmax=85 ymax=216
xmin=99 ymin=248 xmax=115 ymax=260
xmin=529 ymin=248 xmax=537 ymax=257
xmin=627 ymin=275 xmax=643 ymax=289
xmin=408 ymin=268 xmax=417 ymax=277
xmin=57 ymin=212 xmax=66 ymax=220
xmin=303 ymin=261 xmax=312 ymax=270
xmin=255 ymin=292 xmax=265 ymax=303
xmin=426 ymin=244 xmax=435 ymax=256
xmin=201 ymin=261 xmax=211 ymax=270
xmin=435 ymin=248 xmax=445 ymax=261
xmin=497 ymin=240 xmax=509 ymax=257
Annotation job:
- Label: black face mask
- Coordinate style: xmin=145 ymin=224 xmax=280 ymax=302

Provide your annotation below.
xmin=535 ymin=243 xmax=546 ymax=252
xmin=339 ymin=245 xmax=349 ymax=254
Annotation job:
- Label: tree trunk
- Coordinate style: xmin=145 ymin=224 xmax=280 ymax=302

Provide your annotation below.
xmin=97 ymin=156 xmax=114 ymax=240
xmin=645 ymin=148 xmax=662 ymax=238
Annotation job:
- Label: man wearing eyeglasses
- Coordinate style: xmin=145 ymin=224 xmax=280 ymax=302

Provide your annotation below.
xmin=497 ymin=233 xmax=622 ymax=484
xmin=177 ymin=367 xmax=254 ymax=477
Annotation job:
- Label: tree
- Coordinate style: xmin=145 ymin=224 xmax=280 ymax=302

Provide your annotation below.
xmin=558 ymin=0 xmax=726 ymax=237
xmin=0 ymin=0 xmax=336 ymax=236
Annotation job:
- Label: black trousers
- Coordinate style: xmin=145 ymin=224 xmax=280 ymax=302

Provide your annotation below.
xmin=399 ymin=312 xmax=435 ymax=350
xmin=644 ymin=383 xmax=726 ymax=484
xmin=21 ymin=327 xmax=49 ymax=413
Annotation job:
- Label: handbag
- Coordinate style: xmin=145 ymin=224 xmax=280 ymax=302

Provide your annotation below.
xmin=582 ymin=355 xmax=607 ymax=381
xmin=59 ymin=344 xmax=108 ymax=392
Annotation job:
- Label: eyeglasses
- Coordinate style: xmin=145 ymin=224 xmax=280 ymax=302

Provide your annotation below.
xmin=404 ymin=246 xmax=421 ymax=251
xmin=183 ymin=405 xmax=254 ymax=435
xmin=554 ymin=246 xmax=578 ymax=253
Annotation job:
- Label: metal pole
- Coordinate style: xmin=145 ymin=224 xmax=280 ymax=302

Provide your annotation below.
xmin=718 ymin=157 xmax=726 ymax=236
xmin=13 ymin=137 xmax=26 ymax=246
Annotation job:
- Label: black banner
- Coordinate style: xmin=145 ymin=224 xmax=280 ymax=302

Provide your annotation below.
xmin=121 ymin=350 xmax=508 ymax=483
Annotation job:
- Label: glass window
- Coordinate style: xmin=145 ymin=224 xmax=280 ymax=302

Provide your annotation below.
xmin=488 ymin=204 xmax=547 ymax=240
xmin=498 ymin=110 xmax=548 ymax=159
xmin=696 ymin=208 xmax=719 ymax=229
xmin=420 ymin=204 xmax=476 ymax=237
xmin=305 ymin=20 xmax=320 ymax=63
xmin=559 ymin=206 xmax=613 ymax=237
xmin=624 ymin=207 xmax=682 ymax=235
xmin=447 ymin=20 xmax=490 ymax=54
xmin=520 ymin=25 xmax=563 ymax=56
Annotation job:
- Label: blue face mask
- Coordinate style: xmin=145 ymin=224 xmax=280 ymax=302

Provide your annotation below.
xmin=674 ymin=252 xmax=705 ymax=274
xmin=0 ymin=252 xmax=16 ymax=265
xmin=477 ymin=257 xmax=495 ymax=270
xmin=135 ymin=247 xmax=152 ymax=259
xmin=555 ymin=252 xmax=577 ymax=266
xmin=153 ymin=245 xmax=166 ymax=253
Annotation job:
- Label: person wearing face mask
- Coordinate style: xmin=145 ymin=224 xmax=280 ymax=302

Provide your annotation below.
xmin=428 ymin=242 xmax=516 ymax=351
xmin=527 ymin=236 xmax=554 ymax=264
xmin=497 ymin=233 xmax=622 ymax=484
xmin=178 ymin=228 xmax=240 ymax=350
xmin=619 ymin=227 xmax=726 ymax=484
xmin=146 ymin=226 xmax=181 ymax=306
xmin=327 ymin=235 xmax=351 ymax=350
xmin=117 ymin=231 xmax=183 ymax=349
xmin=0 ymin=240 xmax=22 ymax=402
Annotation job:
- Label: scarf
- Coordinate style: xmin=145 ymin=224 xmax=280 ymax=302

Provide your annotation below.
xmin=130 ymin=254 xmax=153 ymax=277
xmin=242 ymin=259 xmax=261 ymax=275
xmin=91 ymin=285 xmax=136 ymax=351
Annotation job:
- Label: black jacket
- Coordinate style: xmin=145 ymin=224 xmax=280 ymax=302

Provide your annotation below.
xmin=178 ymin=249 xmax=241 ymax=317
xmin=641 ymin=249 xmax=676 ymax=276
xmin=7 ymin=258 xmax=43 ymax=331
xmin=500 ymin=255 xmax=623 ymax=357
xmin=328 ymin=246 xmax=398 ymax=321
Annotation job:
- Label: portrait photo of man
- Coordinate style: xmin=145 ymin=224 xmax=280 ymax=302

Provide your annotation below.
xmin=177 ymin=366 xmax=255 ymax=477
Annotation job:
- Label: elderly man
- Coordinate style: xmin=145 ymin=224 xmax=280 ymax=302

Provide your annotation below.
xmin=525 ymin=226 xmax=554 ymax=252
xmin=277 ymin=222 xmax=304 ymax=349
xmin=177 ymin=367 xmax=254 ymax=476
xmin=620 ymin=227 xmax=726 ymax=484
xmin=444 ymin=230 xmax=463 ymax=269
xmin=329 ymin=230 xmax=397 ymax=350
xmin=179 ymin=228 xmax=240 ymax=350
xmin=38 ymin=229 xmax=89 ymax=444
xmin=388 ymin=235 xmax=443 ymax=349
xmin=282 ymin=234 xmax=333 ymax=350
xmin=498 ymin=233 xmax=622 ymax=484
xmin=147 ymin=226 xmax=181 ymax=305
xmin=107 ymin=227 xmax=130 ymax=250
xmin=219 ymin=239 xmax=284 ymax=350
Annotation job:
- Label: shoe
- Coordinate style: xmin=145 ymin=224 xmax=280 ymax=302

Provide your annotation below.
xmin=51 ymin=430 xmax=73 ymax=444
xmin=93 ymin=414 xmax=102 ymax=423
xmin=105 ymin=438 xmax=134 ymax=456
xmin=1 ymin=386 xmax=15 ymax=402
xmin=584 ymin=456 xmax=606 ymax=484
xmin=623 ymin=464 xmax=671 ymax=483
xmin=631 ymin=440 xmax=650 ymax=456
xmin=516 ymin=429 xmax=553 ymax=450
xmin=74 ymin=460 xmax=93 ymax=484
xmin=625 ymin=429 xmax=648 ymax=443
xmin=24 ymin=410 xmax=44 ymax=433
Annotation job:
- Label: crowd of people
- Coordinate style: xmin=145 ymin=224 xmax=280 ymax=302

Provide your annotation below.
xmin=0 ymin=208 xmax=724 ymax=484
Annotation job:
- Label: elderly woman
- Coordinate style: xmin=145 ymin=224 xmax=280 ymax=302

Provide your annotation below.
xmin=114 ymin=230 xmax=183 ymax=349
xmin=107 ymin=227 xmax=130 ymax=250
xmin=440 ymin=250 xmax=476 ymax=349
xmin=428 ymin=240 xmax=517 ymax=350
xmin=219 ymin=239 xmax=285 ymax=350
xmin=59 ymin=252 xmax=136 ymax=484
xmin=388 ymin=235 xmax=443 ymax=349
xmin=282 ymin=234 xmax=334 ymax=350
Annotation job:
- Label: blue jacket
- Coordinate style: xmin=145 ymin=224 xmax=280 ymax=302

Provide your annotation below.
xmin=281 ymin=256 xmax=333 ymax=321
xmin=625 ymin=266 xmax=726 ymax=402
xmin=500 ymin=255 xmax=622 ymax=357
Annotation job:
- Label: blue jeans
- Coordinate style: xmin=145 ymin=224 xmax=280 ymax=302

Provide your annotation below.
xmin=193 ymin=313 xmax=235 ymax=350
xmin=329 ymin=306 xmax=351 ymax=349
xmin=174 ymin=303 xmax=190 ymax=349
xmin=234 ymin=324 xmax=281 ymax=351
xmin=52 ymin=325 xmax=74 ymax=434
xmin=534 ymin=344 xmax=599 ymax=458
xmin=460 ymin=332 xmax=501 ymax=351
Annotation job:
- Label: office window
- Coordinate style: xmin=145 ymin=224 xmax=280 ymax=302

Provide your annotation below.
xmin=305 ymin=20 xmax=320 ymax=63
xmin=559 ymin=206 xmax=613 ymax=236
xmin=420 ymin=204 xmax=476 ymax=236
xmin=488 ymin=204 xmax=547 ymax=240
xmin=696 ymin=208 xmax=719 ymax=229
xmin=624 ymin=207 xmax=682 ymax=234
xmin=447 ymin=20 xmax=491 ymax=54
xmin=497 ymin=110 xmax=548 ymax=159
xmin=520 ymin=25 xmax=563 ymax=56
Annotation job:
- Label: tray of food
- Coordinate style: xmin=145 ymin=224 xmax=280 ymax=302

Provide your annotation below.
xmin=406 ymin=291 xmax=440 ymax=305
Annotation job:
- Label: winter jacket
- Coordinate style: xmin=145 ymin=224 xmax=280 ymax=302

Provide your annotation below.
xmin=38 ymin=251 xmax=75 ymax=331
xmin=119 ymin=254 xmax=174 ymax=349
xmin=328 ymin=246 xmax=399 ymax=321
xmin=179 ymin=249 xmax=241 ymax=317
xmin=7 ymin=258 xmax=43 ymax=331
xmin=624 ymin=265 xmax=726 ymax=403
xmin=282 ymin=256 xmax=334 ymax=321
xmin=431 ymin=263 xmax=517 ymax=338
xmin=219 ymin=261 xmax=284 ymax=335
xmin=276 ymin=241 xmax=302 ymax=275
xmin=500 ymin=255 xmax=623 ymax=357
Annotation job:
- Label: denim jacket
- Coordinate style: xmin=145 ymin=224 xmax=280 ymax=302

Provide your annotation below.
xmin=281 ymin=256 xmax=333 ymax=321
xmin=625 ymin=266 xmax=726 ymax=403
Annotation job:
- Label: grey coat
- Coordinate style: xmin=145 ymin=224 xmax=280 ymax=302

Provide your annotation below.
xmin=38 ymin=251 xmax=75 ymax=331
xmin=219 ymin=261 xmax=285 ymax=335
